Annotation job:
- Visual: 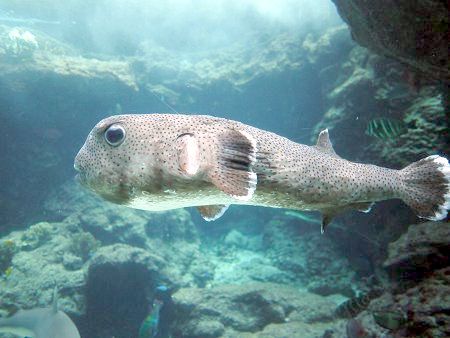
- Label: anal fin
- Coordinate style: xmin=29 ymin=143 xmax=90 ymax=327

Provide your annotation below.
xmin=321 ymin=202 xmax=375 ymax=233
xmin=321 ymin=209 xmax=339 ymax=234
xmin=197 ymin=205 xmax=229 ymax=221
xmin=209 ymin=129 xmax=257 ymax=201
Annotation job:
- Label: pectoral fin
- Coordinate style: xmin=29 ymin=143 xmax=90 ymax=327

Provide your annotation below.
xmin=177 ymin=133 xmax=200 ymax=176
xmin=197 ymin=205 xmax=229 ymax=221
xmin=209 ymin=129 xmax=257 ymax=200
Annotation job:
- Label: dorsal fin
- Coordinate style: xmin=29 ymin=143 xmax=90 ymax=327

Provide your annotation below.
xmin=315 ymin=129 xmax=339 ymax=158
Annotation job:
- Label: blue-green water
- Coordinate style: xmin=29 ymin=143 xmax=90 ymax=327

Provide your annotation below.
xmin=0 ymin=1 xmax=448 ymax=338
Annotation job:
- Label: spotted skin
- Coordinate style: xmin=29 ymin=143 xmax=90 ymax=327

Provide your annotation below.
xmin=75 ymin=114 xmax=450 ymax=223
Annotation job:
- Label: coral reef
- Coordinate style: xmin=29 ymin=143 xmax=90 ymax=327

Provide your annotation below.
xmin=331 ymin=0 xmax=449 ymax=82
xmin=1 ymin=13 xmax=447 ymax=337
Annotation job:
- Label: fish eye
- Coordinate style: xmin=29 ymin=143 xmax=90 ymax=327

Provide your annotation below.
xmin=104 ymin=124 xmax=126 ymax=146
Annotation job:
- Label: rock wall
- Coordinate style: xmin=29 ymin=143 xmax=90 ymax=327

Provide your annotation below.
xmin=331 ymin=0 xmax=449 ymax=82
xmin=346 ymin=221 xmax=450 ymax=338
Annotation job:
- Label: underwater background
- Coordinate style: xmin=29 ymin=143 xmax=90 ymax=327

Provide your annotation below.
xmin=0 ymin=1 xmax=448 ymax=338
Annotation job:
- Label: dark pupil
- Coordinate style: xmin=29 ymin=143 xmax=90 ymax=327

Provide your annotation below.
xmin=106 ymin=126 xmax=123 ymax=144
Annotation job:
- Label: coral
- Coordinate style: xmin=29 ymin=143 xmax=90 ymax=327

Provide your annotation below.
xmin=0 ymin=239 xmax=16 ymax=274
xmin=68 ymin=232 xmax=100 ymax=262
xmin=20 ymin=222 xmax=52 ymax=251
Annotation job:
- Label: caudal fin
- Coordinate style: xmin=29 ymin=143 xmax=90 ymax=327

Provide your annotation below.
xmin=400 ymin=155 xmax=450 ymax=220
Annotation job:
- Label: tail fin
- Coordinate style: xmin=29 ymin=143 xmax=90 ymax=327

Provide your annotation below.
xmin=400 ymin=155 xmax=450 ymax=220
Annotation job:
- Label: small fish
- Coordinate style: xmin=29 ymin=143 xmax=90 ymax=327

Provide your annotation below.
xmin=346 ymin=318 xmax=370 ymax=338
xmin=74 ymin=114 xmax=450 ymax=233
xmin=0 ymin=287 xmax=80 ymax=338
xmin=372 ymin=310 xmax=408 ymax=331
xmin=366 ymin=118 xmax=407 ymax=140
xmin=139 ymin=299 xmax=163 ymax=338
xmin=335 ymin=289 xmax=383 ymax=319
xmin=3 ymin=266 xmax=13 ymax=278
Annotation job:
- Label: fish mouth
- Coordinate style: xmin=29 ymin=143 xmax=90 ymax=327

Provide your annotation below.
xmin=74 ymin=172 xmax=85 ymax=186
xmin=73 ymin=161 xmax=81 ymax=172
xmin=73 ymin=162 xmax=87 ymax=186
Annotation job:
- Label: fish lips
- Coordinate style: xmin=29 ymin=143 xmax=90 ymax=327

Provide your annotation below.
xmin=73 ymin=162 xmax=87 ymax=186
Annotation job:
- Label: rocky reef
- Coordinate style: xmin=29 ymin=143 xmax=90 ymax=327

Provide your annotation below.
xmin=305 ymin=25 xmax=448 ymax=268
xmin=331 ymin=0 xmax=449 ymax=82
xmin=0 ymin=7 xmax=448 ymax=337
xmin=0 ymin=181 xmax=359 ymax=337
xmin=172 ymin=283 xmax=344 ymax=338
xmin=339 ymin=221 xmax=450 ymax=338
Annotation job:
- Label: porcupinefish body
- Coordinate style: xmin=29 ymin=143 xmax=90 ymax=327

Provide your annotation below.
xmin=74 ymin=114 xmax=450 ymax=232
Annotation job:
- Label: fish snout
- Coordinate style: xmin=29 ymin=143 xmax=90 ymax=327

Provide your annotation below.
xmin=73 ymin=146 xmax=90 ymax=185
xmin=73 ymin=149 xmax=83 ymax=173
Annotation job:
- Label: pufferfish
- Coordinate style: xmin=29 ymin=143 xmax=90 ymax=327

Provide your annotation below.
xmin=74 ymin=114 xmax=450 ymax=233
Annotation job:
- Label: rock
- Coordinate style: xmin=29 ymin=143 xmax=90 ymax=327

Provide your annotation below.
xmin=264 ymin=219 xmax=355 ymax=295
xmin=62 ymin=252 xmax=84 ymax=271
xmin=355 ymin=266 xmax=450 ymax=338
xmin=224 ymin=229 xmax=250 ymax=249
xmin=343 ymin=222 xmax=450 ymax=338
xmin=211 ymin=249 xmax=292 ymax=285
xmin=242 ymin=321 xmax=344 ymax=338
xmin=88 ymin=243 xmax=165 ymax=273
xmin=19 ymin=222 xmax=53 ymax=251
xmin=84 ymin=244 xmax=170 ymax=338
xmin=172 ymin=282 xmax=344 ymax=337
xmin=0 ymin=219 xmax=92 ymax=318
xmin=307 ymin=282 xmax=355 ymax=298
xmin=182 ymin=320 xmax=225 ymax=338
xmin=0 ymin=239 xmax=16 ymax=274
xmin=331 ymin=0 xmax=449 ymax=82
xmin=302 ymin=25 xmax=355 ymax=66
xmin=383 ymin=221 xmax=450 ymax=283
